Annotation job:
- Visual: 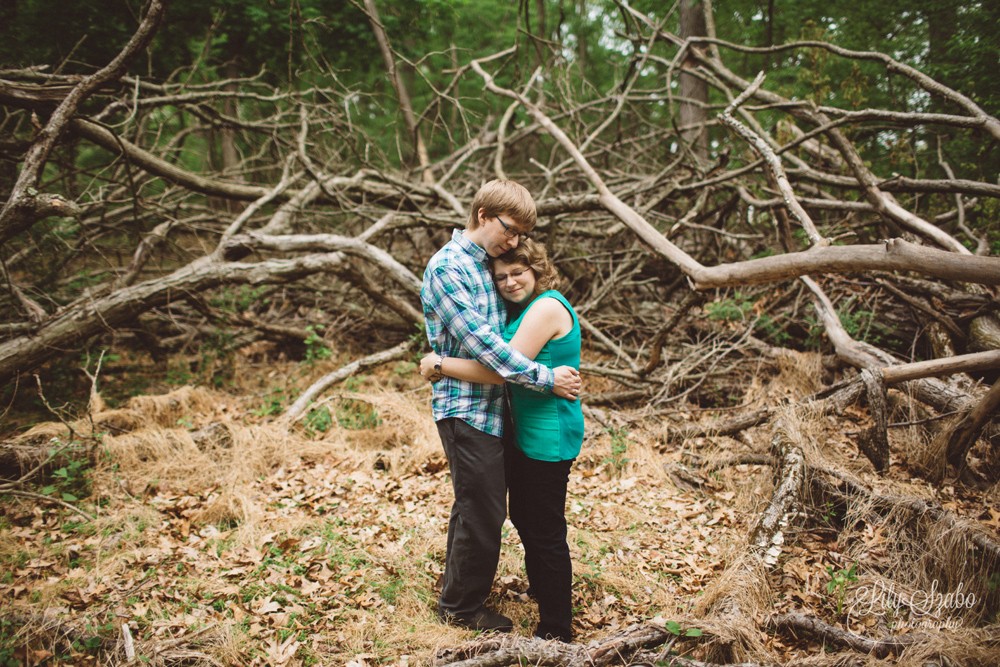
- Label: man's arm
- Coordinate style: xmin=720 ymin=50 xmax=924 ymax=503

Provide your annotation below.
xmin=418 ymin=353 xmax=581 ymax=401
xmin=424 ymin=262 xmax=555 ymax=392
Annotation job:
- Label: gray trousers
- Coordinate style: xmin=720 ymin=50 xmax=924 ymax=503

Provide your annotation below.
xmin=436 ymin=418 xmax=507 ymax=617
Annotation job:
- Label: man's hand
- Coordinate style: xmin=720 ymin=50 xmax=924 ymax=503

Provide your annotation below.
xmin=419 ymin=353 xmax=443 ymax=383
xmin=553 ymin=365 xmax=582 ymax=401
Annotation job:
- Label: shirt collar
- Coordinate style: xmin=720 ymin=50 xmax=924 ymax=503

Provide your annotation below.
xmin=453 ymin=229 xmax=487 ymax=263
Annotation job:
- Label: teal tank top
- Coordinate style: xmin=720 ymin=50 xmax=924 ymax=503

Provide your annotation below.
xmin=504 ymin=290 xmax=584 ymax=462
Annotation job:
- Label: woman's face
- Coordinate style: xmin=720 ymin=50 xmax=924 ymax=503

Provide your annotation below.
xmin=492 ymin=259 xmax=536 ymax=305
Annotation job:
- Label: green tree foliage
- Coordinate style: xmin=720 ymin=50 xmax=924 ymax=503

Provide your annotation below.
xmin=707 ymin=0 xmax=1000 ymax=179
xmin=0 ymin=0 xmax=380 ymax=83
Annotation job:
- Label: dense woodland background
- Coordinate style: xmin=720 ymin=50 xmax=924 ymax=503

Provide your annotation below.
xmin=1 ymin=1 xmax=999 ymax=666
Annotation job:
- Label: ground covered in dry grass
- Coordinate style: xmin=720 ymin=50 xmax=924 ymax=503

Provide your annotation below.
xmin=1 ymin=351 xmax=999 ymax=666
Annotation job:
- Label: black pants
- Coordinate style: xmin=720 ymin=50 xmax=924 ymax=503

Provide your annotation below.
xmin=506 ymin=442 xmax=574 ymax=642
xmin=436 ymin=418 xmax=507 ymax=617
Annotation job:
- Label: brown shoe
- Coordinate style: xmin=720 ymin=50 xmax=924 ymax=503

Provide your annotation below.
xmin=438 ymin=607 xmax=513 ymax=632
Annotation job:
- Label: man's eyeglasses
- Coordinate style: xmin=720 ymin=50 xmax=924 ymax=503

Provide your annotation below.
xmin=494 ymin=268 xmax=529 ymax=284
xmin=495 ymin=216 xmax=529 ymax=240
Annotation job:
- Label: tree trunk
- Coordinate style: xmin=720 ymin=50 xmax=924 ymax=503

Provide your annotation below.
xmin=679 ymin=0 xmax=709 ymax=163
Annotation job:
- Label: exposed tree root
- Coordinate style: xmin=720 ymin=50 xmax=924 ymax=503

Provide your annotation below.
xmin=770 ymin=613 xmax=930 ymax=659
xmin=807 ymin=472 xmax=1000 ymax=585
xmin=662 ymin=409 xmax=774 ymax=444
xmin=432 ymin=622 xmax=781 ymax=667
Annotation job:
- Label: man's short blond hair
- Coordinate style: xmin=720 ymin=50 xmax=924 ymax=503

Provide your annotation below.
xmin=466 ymin=179 xmax=537 ymax=231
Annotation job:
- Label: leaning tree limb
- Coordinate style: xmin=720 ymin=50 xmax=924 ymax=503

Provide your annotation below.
xmin=879 ymin=350 xmax=1000 ymax=384
xmin=805 ymin=277 xmax=1000 ymax=461
xmin=662 ymin=347 xmax=999 ymax=450
xmin=647 ymin=25 xmax=980 ymax=255
xmin=282 ymin=337 xmax=420 ymax=423
xmin=64 ymin=118 xmax=432 ymax=208
xmin=802 ymin=276 xmax=973 ymax=414
xmin=470 ymin=58 xmax=1000 ymax=290
xmin=676 ymin=36 xmax=1000 ymax=143
xmin=718 ymin=71 xmax=826 ymax=248
xmin=939 ymin=376 xmax=1000 ymax=471
xmin=0 ymin=251 xmax=410 ymax=387
xmin=857 ymin=369 xmax=890 ymax=472
xmin=220 ymin=231 xmax=423 ymax=295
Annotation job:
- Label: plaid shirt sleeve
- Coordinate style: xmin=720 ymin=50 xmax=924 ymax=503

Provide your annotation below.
xmin=423 ymin=256 xmax=554 ymax=393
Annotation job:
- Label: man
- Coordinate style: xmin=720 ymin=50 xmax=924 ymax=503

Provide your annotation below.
xmin=420 ymin=179 xmax=581 ymax=632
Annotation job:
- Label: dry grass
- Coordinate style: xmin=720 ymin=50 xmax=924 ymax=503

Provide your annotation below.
xmin=2 ymin=364 xmax=999 ymax=666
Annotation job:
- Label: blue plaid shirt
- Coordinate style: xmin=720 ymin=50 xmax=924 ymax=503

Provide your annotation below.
xmin=421 ymin=230 xmax=554 ymax=436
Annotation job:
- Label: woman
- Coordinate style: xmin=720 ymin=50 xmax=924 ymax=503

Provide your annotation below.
xmin=420 ymin=238 xmax=583 ymax=643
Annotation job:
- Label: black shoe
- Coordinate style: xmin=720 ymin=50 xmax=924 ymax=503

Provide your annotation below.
xmin=534 ymin=626 xmax=573 ymax=643
xmin=438 ymin=607 xmax=513 ymax=633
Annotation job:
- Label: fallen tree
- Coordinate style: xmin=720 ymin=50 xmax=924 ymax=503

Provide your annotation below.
xmin=2 ymin=1 xmax=1000 ymax=665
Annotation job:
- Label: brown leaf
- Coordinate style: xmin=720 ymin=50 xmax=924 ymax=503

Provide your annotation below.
xmin=277 ymin=537 xmax=300 ymax=553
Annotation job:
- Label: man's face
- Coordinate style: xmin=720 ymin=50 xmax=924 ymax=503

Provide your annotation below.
xmin=482 ymin=212 xmax=528 ymax=258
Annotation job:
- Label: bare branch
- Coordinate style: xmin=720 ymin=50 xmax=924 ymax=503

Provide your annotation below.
xmin=0 ymin=0 xmax=168 ymax=248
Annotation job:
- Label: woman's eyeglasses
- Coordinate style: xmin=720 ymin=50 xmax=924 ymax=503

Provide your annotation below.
xmin=494 ymin=268 xmax=529 ymax=284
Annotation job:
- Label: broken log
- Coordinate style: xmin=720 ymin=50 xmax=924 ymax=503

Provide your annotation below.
xmin=749 ymin=415 xmax=805 ymax=564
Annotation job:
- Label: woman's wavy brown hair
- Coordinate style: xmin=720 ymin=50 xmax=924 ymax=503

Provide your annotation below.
xmin=491 ymin=238 xmax=560 ymax=294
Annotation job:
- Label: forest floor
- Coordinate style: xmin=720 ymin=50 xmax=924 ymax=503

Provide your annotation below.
xmin=1 ymin=345 xmax=999 ymax=666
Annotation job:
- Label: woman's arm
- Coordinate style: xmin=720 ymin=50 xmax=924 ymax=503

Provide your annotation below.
xmin=506 ymin=297 xmax=573 ymax=359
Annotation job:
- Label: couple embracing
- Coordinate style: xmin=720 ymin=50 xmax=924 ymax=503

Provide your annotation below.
xmin=419 ymin=179 xmax=584 ymax=643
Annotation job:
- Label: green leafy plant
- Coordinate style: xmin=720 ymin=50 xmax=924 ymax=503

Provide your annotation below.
xmin=303 ymin=325 xmax=332 ymax=363
xmin=802 ymin=315 xmax=826 ymax=350
xmin=826 ymin=562 xmax=858 ymax=614
xmin=73 ymin=622 xmax=115 ymax=655
xmin=303 ymin=406 xmax=334 ymax=436
xmin=0 ymin=618 xmax=21 ymax=667
xmin=664 ymin=619 xmax=703 ymax=637
xmin=820 ymin=501 xmax=838 ymax=525
xmin=254 ymin=390 xmax=286 ymax=416
xmin=40 ymin=451 xmax=90 ymax=502
xmin=336 ymin=399 xmax=381 ymax=430
xmin=602 ymin=427 xmax=630 ymax=476
xmin=705 ymin=294 xmax=753 ymax=322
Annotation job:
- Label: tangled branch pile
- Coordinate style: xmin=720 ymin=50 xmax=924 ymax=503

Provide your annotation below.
xmin=1 ymin=0 xmax=999 ymax=665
